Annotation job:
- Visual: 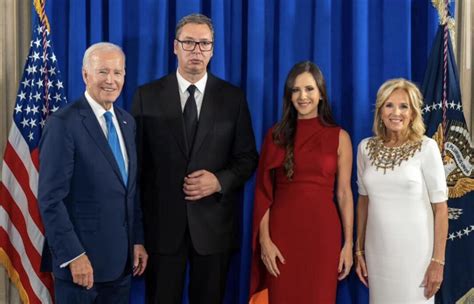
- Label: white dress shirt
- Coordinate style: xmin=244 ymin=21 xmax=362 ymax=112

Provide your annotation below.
xmin=84 ymin=91 xmax=129 ymax=172
xmin=176 ymin=70 xmax=207 ymax=118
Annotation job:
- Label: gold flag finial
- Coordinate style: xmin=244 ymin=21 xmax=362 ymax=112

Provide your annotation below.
xmin=33 ymin=0 xmax=51 ymax=33
xmin=431 ymin=0 xmax=456 ymax=52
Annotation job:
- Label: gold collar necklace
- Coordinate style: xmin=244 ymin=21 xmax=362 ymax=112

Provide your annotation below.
xmin=366 ymin=137 xmax=422 ymax=174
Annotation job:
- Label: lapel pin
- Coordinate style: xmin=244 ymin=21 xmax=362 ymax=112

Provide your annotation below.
xmin=123 ymin=120 xmax=127 ymax=124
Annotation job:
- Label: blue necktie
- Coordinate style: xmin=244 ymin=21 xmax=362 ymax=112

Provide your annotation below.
xmin=104 ymin=111 xmax=128 ymax=185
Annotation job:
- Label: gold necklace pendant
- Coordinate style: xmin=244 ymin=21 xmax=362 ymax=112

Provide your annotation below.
xmin=366 ymin=138 xmax=422 ymax=174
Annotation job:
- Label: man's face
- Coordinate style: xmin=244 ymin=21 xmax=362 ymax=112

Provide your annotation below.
xmin=82 ymin=49 xmax=125 ymax=110
xmin=174 ymin=23 xmax=213 ymax=80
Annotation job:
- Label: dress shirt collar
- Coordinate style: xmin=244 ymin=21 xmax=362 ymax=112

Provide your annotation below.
xmin=176 ymin=70 xmax=207 ymax=94
xmin=84 ymin=91 xmax=117 ymax=119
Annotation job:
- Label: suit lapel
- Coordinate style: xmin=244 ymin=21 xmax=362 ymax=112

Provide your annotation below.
xmin=190 ymin=74 xmax=217 ymax=158
xmin=160 ymin=74 xmax=188 ymax=158
xmin=78 ymin=97 xmax=125 ymax=187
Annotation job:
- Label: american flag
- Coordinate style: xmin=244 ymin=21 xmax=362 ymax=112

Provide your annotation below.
xmin=0 ymin=2 xmax=67 ymax=303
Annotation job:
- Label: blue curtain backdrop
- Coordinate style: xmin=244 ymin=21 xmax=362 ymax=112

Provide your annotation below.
xmin=39 ymin=0 xmax=442 ymax=303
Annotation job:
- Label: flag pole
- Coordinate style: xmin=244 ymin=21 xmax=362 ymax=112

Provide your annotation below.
xmin=34 ymin=0 xmax=52 ymax=118
xmin=441 ymin=0 xmax=449 ymax=156
xmin=33 ymin=0 xmax=50 ymax=33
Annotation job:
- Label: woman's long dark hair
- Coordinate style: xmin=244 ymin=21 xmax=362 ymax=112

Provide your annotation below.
xmin=272 ymin=61 xmax=336 ymax=180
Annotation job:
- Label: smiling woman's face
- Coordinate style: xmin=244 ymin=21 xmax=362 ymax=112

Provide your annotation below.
xmin=380 ymin=88 xmax=413 ymax=137
xmin=291 ymin=72 xmax=321 ymax=119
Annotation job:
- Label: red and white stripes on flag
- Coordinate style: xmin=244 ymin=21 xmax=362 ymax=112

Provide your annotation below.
xmin=0 ymin=0 xmax=67 ymax=302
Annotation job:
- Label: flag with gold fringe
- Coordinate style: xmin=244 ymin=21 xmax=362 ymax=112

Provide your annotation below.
xmin=421 ymin=2 xmax=474 ymax=303
xmin=0 ymin=0 xmax=68 ymax=302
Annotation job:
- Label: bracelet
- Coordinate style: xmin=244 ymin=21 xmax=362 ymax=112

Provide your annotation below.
xmin=355 ymin=250 xmax=365 ymax=256
xmin=431 ymin=258 xmax=445 ymax=266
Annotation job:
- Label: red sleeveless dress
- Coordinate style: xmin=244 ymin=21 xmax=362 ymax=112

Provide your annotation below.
xmin=250 ymin=117 xmax=342 ymax=303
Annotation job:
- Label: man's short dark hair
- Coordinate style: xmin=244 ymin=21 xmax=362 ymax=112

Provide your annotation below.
xmin=176 ymin=13 xmax=214 ymax=40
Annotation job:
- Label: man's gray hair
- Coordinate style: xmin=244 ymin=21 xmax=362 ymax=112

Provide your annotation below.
xmin=82 ymin=42 xmax=125 ymax=70
xmin=176 ymin=13 xmax=214 ymax=40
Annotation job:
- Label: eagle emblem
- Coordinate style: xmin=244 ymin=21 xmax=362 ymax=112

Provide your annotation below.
xmin=456 ymin=287 xmax=474 ymax=304
xmin=432 ymin=121 xmax=474 ymax=199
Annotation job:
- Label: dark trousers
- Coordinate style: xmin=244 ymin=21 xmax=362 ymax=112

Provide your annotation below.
xmin=54 ymin=273 xmax=131 ymax=304
xmin=145 ymin=229 xmax=231 ymax=304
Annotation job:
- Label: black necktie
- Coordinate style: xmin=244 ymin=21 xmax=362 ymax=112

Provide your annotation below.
xmin=183 ymin=85 xmax=198 ymax=151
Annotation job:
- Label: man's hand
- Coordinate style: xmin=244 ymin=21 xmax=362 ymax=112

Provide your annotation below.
xmin=133 ymin=244 xmax=148 ymax=276
xmin=183 ymin=170 xmax=221 ymax=201
xmin=69 ymin=254 xmax=94 ymax=289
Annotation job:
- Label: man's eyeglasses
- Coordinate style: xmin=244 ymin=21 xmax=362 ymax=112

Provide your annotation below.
xmin=176 ymin=39 xmax=213 ymax=52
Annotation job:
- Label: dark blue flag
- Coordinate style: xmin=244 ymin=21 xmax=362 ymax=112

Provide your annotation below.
xmin=421 ymin=25 xmax=474 ymax=304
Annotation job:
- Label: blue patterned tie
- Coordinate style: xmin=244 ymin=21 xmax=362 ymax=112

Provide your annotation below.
xmin=104 ymin=111 xmax=128 ymax=185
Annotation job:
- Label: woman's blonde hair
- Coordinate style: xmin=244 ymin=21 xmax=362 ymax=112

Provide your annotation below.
xmin=373 ymin=78 xmax=425 ymax=141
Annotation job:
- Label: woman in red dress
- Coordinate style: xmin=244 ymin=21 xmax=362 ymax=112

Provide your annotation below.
xmin=249 ymin=61 xmax=354 ymax=303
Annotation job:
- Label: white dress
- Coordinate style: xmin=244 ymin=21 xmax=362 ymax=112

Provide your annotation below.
xmin=357 ymin=136 xmax=448 ymax=304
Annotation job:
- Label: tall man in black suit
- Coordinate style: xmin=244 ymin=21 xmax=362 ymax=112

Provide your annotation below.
xmin=132 ymin=13 xmax=258 ymax=304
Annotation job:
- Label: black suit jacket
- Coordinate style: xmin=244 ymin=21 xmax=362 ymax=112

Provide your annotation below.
xmin=132 ymin=73 xmax=258 ymax=255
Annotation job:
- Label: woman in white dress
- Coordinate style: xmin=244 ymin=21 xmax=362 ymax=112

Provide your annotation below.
xmin=355 ymin=78 xmax=448 ymax=304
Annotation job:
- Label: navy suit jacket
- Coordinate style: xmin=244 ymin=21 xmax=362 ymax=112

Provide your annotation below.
xmin=38 ymin=96 xmax=144 ymax=282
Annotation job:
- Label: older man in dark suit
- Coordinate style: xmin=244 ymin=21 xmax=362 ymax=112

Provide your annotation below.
xmin=39 ymin=42 xmax=147 ymax=304
xmin=132 ymin=13 xmax=258 ymax=304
